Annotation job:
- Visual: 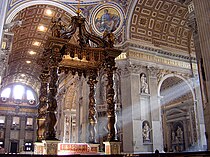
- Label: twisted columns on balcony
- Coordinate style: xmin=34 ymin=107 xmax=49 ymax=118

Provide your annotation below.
xmin=87 ymin=70 xmax=98 ymax=143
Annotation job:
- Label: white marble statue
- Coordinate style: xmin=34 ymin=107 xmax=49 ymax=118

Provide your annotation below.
xmin=176 ymin=126 xmax=183 ymax=140
xmin=172 ymin=131 xmax=175 ymax=141
xmin=140 ymin=73 xmax=149 ymax=94
xmin=142 ymin=122 xmax=151 ymax=141
xmin=3 ymin=20 xmax=22 ymax=30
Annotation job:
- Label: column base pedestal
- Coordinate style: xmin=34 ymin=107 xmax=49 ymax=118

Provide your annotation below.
xmin=34 ymin=142 xmax=44 ymax=155
xmin=89 ymin=143 xmax=100 ymax=152
xmin=103 ymin=141 xmax=121 ymax=154
xmin=42 ymin=140 xmax=60 ymax=155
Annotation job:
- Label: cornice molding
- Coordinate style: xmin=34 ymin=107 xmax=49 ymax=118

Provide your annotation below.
xmin=116 ymin=41 xmax=197 ymax=63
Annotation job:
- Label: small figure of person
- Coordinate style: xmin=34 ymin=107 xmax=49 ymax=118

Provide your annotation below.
xmin=103 ymin=29 xmax=116 ymax=47
xmin=100 ymin=9 xmax=113 ymax=32
xmin=142 ymin=122 xmax=151 ymax=141
xmin=176 ymin=126 xmax=183 ymax=141
xmin=51 ymin=18 xmax=65 ymax=37
xmin=140 ymin=73 xmax=149 ymax=94
xmin=172 ymin=131 xmax=175 ymax=141
xmin=176 ymin=126 xmax=183 ymax=138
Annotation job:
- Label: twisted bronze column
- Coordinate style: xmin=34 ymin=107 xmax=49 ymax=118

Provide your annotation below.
xmin=45 ymin=47 xmax=61 ymax=140
xmin=37 ymin=69 xmax=49 ymax=142
xmin=87 ymin=70 xmax=98 ymax=143
xmin=104 ymin=56 xmax=118 ymax=141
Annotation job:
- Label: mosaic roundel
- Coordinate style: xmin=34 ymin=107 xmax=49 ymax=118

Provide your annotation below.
xmin=91 ymin=3 xmax=124 ymax=35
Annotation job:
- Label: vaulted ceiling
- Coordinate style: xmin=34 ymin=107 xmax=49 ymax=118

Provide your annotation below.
xmin=1 ymin=0 xmax=191 ymax=94
xmin=130 ymin=0 xmax=192 ymax=55
xmin=3 ymin=5 xmax=74 ymax=92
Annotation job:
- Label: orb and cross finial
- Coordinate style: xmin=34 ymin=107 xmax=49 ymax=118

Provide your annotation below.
xmin=76 ymin=0 xmax=83 ymax=15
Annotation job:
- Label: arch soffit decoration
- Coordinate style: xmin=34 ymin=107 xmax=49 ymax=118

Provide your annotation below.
xmin=157 ymin=73 xmax=195 ymax=101
xmin=126 ymin=0 xmax=138 ymax=40
xmin=129 ymin=0 xmax=191 ymax=53
xmin=6 ymin=0 xmax=77 ymax=23
xmin=166 ymin=108 xmax=188 ymax=117
xmin=4 ymin=1 xmax=77 ymax=93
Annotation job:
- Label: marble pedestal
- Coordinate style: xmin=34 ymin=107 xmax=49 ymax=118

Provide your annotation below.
xmin=42 ymin=140 xmax=60 ymax=155
xmin=89 ymin=143 xmax=100 ymax=152
xmin=34 ymin=142 xmax=44 ymax=155
xmin=103 ymin=141 xmax=121 ymax=154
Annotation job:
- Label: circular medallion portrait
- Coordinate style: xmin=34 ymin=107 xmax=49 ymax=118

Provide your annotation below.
xmin=91 ymin=4 xmax=124 ymax=35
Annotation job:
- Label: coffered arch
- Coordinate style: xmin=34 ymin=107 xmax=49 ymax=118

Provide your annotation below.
xmin=3 ymin=2 xmax=79 ymax=92
xmin=129 ymin=0 xmax=192 ymax=54
xmin=6 ymin=0 xmax=77 ymax=24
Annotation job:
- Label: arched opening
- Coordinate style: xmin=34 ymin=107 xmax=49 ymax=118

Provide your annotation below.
xmin=159 ymin=75 xmax=198 ymax=152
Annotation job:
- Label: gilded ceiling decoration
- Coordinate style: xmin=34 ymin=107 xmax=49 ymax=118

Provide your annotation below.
xmin=3 ymin=4 xmax=74 ymax=91
xmin=2 ymin=0 xmax=192 ymax=92
xmin=130 ymin=0 xmax=191 ymax=53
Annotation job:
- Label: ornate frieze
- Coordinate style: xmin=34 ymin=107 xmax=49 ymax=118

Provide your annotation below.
xmin=157 ymin=69 xmax=191 ymax=84
xmin=119 ymin=42 xmax=196 ymax=61
xmin=117 ymin=49 xmax=197 ymax=71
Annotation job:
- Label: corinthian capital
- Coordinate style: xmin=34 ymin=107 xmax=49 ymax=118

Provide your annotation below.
xmin=147 ymin=66 xmax=158 ymax=77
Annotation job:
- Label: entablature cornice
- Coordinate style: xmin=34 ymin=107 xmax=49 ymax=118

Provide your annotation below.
xmin=117 ymin=58 xmax=195 ymax=82
xmin=116 ymin=48 xmax=197 ymax=72
xmin=116 ymin=41 xmax=196 ymax=63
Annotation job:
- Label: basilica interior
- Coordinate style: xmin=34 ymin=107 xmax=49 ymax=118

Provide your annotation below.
xmin=0 ymin=0 xmax=210 ymax=155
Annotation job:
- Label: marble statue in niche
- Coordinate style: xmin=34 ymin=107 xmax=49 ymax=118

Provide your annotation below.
xmin=172 ymin=131 xmax=175 ymax=141
xmin=171 ymin=126 xmax=183 ymax=143
xmin=140 ymin=73 xmax=149 ymax=94
xmin=171 ymin=125 xmax=184 ymax=152
xmin=142 ymin=121 xmax=151 ymax=142
xmin=176 ymin=126 xmax=183 ymax=141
